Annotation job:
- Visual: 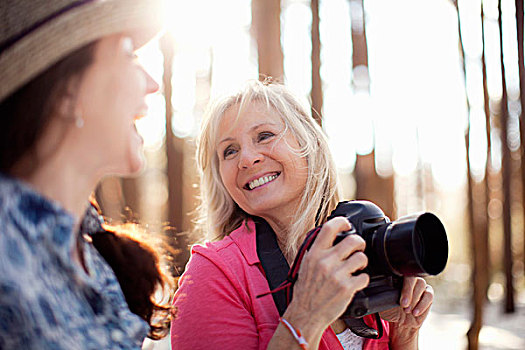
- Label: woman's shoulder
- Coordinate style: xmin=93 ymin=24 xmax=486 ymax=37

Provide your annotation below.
xmin=183 ymin=220 xmax=257 ymax=279
xmin=0 ymin=174 xmax=74 ymax=237
xmin=191 ymin=235 xmax=235 ymax=254
xmin=0 ymin=177 xmax=52 ymax=271
xmin=191 ymin=220 xmax=255 ymax=259
xmin=0 ymin=174 xmax=23 ymax=220
xmin=188 ymin=236 xmax=238 ymax=271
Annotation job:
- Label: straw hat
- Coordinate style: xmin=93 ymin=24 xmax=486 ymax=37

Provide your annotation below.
xmin=0 ymin=0 xmax=164 ymax=102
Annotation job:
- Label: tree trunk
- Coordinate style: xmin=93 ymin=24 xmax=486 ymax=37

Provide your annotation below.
xmin=498 ymin=0 xmax=515 ymax=313
xmin=481 ymin=0 xmax=492 ymax=303
xmin=349 ymin=0 xmax=368 ymax=69
xmin=161 ymin=33 xmax=188 ymax=274
xmin=350 ymin=0 xmax=395 ymax=219
xmin=252 ymin=0 xmax=284 ymax=80
xmin=455 ymin=2 xmax=486 ymax=348
xmin=465 ymin=130 xmax=482 ymax=350
xmin=121 ymin=177 xmax=140 ymax=219
xmin=515 ymin=0 xmax=525 ymax=277
xmin=354 ymin=151 xmax=395 ymax=219
xmin=94 ymin=177 xmax=126 ymax=222
xmin=311 ymin=0 xmax=323 ymax=126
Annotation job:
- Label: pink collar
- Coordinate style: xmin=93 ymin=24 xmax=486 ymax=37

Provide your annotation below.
xmin=228 ymin=219 xmax=260 ymax=266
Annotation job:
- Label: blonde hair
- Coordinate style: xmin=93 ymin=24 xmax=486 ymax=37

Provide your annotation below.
xmin=196 ymin=80 xmax=341 ymax=258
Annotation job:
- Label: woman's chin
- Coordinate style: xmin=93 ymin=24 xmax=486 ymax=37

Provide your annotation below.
xmin=108 ymin=152 xmax=145 ymax=177
xmin=127 ymin=153 xmax=146 ymax=175
xmin=97 ymin=144 xmax=146 ymax=178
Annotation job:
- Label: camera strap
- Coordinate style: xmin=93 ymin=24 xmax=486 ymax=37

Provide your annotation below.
xmin=256 ymin=219 xmax=384 ymax=340
xmin=255 ymin=219 xmax=290 ymax=316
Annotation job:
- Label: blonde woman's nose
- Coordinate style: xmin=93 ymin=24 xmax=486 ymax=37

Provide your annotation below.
xmin=239 ymin=147 xmax=263 ymax=169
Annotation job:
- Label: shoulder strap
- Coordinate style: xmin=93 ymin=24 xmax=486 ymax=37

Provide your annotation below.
xmin=256 ymin=218 xmax=384 ymax=339
xmin=255 ymin=219 xmax=290 ymax=316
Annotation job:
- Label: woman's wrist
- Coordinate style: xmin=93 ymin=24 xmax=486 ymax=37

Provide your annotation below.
xmin=389 ymin=322 xmax=419 ymax=349
xmin=279 ymin=317 xmax=309 ymax=349
xmin=267 ymin=306 xmax=326 ymax=350
xmin=282 ymin=303 xmax=326 ymax=347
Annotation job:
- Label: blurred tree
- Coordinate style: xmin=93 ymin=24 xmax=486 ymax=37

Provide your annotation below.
xmin=95 ymin=177 xmax=126 ymax=221
xmin=121 ymin=177 xmax=140 ymax=216
xmin=497 ymin=0 xmax=515 ymax=314
xmin=516 ymin=0 xmax=525 ymax=276
xmin=456 ymin=0 xmax=494 ymax=347
xmin=252 ymin=0 xmax=283 ymax=80
xmin=480 ymin=4 xmax=492 ymax=300
xmin=354 ymin=151 xmax=395 ymax=218
xmin=350 ymin=0 xmax=395 ymax=218
xmin=455 ymin=4 xmax=484 ymax=347
xmin=161 ymin=33 xmax=189 ymax=274
xmin=311 ymin=0 xmax=323 ymax=126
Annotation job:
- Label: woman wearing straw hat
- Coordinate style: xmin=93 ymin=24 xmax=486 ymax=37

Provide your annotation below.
xmin=0 ymin=0 xmax=172 ymax=348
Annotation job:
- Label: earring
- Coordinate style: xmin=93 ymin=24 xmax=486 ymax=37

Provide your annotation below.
xmin=74 ymin=110 xmax=84 ymax=128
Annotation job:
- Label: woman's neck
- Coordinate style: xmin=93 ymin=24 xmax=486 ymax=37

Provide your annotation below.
xmin=15 ymin=149 xmax=97 ymax=273
xmin=20 ymin=152 xmax=97 ymax=226
xmin=263 ymin=215 xmax=290 ymax=242
xmin=15 ymin=117 xmax=100 ymax=224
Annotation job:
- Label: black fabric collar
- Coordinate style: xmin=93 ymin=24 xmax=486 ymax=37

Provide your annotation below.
xmin=255 ymin=218 xmax=289 ymax=316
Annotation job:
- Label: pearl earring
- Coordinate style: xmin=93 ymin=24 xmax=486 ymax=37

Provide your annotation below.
xmin=74 ymin=110 xmax=84 ymax=128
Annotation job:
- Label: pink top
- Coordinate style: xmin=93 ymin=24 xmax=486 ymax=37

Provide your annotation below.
xmin=171 ymin=220 xmax=390 ymax=350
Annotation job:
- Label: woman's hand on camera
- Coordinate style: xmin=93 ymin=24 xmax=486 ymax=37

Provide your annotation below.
xmin=379 ymin=276 xmax=433 ymax=348
xmin=282 ymin=217 xmax=369 ymax=346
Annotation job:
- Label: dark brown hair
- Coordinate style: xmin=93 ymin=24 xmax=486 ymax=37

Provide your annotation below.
xmin=0 ymin=42 xmax=174 ymax=339
xmin=0 ymin=42 xmax=96 ymax=175
xmin=90 ymin=227 xmax=173 ymax=340
xmin=81 ymin=200 xmax=174 ymax=339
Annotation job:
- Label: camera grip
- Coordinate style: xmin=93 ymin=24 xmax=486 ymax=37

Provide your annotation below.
xmin=346 ymin=288 xmax=401 ymax=318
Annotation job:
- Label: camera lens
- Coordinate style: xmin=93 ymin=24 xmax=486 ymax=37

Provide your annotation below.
xmin=413 ymin=227 xmax=425 ymax=265
xmin=379 ymin=212 xmax=448 ymax=276
xmin=413 ymin=213 xmax=448 ymax=275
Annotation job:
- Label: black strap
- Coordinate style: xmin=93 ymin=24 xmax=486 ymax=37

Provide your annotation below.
xmin=255 ymin=219 xmax=289 ymax=316
xmin=255 ymin=217 xmax=383 ymax=339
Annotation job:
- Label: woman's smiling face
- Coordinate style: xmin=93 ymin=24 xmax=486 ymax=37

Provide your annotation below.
xmin=75 ymin=34 xmax=159 ymax=176
xmin=216 ymin=101 xmax=308 ymax=224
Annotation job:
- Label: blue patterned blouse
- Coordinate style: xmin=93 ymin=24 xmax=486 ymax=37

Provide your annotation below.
xmin=0 ymin=174 xmax=148 ymax=349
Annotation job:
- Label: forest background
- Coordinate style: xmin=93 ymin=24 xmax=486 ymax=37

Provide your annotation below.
xmin=93 ymin=0 xmax=525 ymax=349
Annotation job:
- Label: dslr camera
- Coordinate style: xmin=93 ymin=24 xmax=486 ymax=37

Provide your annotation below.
xmin=329 ymin=200 xmax=449 ymax=319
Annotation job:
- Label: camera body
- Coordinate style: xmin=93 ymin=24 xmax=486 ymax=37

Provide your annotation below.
xmin=329 ymin=200 xmax=448 ymax=319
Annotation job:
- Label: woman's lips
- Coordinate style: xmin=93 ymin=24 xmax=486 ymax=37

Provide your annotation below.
xmin=244 ymin=172 xmax=281 ymax=190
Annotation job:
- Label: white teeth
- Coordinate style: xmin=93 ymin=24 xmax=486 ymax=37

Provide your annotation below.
xmin=248 ymin=174 xmax=278 ymax=190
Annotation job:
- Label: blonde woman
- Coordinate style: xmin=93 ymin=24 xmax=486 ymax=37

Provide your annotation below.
xmin=171 ymin=80 xmax=433 ymax=349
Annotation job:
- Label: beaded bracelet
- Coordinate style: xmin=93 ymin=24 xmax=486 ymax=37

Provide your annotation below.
xmin=279 ymin=317 xmax=309 ymax=350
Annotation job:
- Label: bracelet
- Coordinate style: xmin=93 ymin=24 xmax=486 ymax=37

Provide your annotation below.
xmin=279 ymin=317 xmax=309 ymax=350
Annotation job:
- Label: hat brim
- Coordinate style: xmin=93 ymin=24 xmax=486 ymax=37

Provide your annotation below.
xmin=0 ymin=0 xmax=164 ymax=102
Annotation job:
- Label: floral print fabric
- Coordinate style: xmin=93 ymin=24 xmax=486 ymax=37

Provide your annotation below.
xmin=0 ymin=174 xmax=147 ymax=349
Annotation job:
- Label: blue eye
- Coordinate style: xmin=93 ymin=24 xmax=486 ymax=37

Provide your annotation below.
xmin=258 ymin=132 xmax=274 ymax=142
xmin=223 ymin=147 xmax=237 ymax=159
